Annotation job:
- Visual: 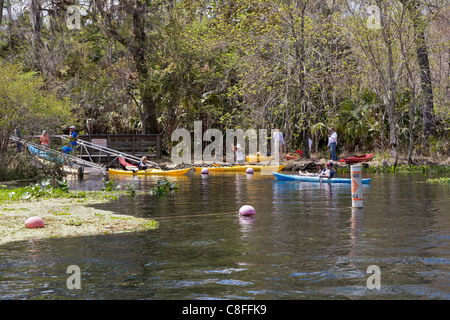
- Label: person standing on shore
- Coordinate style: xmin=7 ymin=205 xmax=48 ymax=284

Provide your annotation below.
xmin=233 ymin=144 xmax=246 ymax=164
xmin=68 ymin=126 xmax=78 ymax=156
xmin=308 ymin=137 xmax=312 ymax=157
xmin=40 ymin=130 xmax=49 ymax=147
xmin=327 ymin=127 xmax=338 ymax=161
xmin=273 ymin=128 xmax=284 ymax=159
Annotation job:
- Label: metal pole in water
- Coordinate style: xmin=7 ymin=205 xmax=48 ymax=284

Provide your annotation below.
xmin=351 ymin=164 xmax=363 ymax=208
xmin=77 ymin=166 xmax=84 ymax=179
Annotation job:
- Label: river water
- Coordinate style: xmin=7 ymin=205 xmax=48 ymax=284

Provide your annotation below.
xmin=0 ymin=171 xmax=449 ymax=300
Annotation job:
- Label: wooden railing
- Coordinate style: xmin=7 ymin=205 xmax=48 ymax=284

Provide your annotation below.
xmin=78 ymin=134 xmax=162 ymax=159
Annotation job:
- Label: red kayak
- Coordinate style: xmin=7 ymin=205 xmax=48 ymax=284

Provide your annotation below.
xmin=119 ymin=156 xmax=138 ymax=168
xmin=339 ymin=153 xmax=374 ymax=164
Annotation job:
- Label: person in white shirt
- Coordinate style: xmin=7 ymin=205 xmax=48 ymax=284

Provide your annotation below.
xmin=308 ymin=137 xmax=312 ymax=156
xmin=233 ymin=144 xmax=245 ymax=164
xmin=327 ymin=127 xmax=338 ymax=161
xmin=319 ymin=162 xmax=335 ymax=178
xmin=273 ymin=128 xmax=284 ymax=158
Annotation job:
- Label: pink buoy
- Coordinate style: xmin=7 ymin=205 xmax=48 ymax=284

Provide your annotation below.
xmin=25 ymin=216 xmax=45 ymax=229
xmin=239 ymin=205 xmax=256 ymax=216
xmin=201 ymin=168 xmax=209 ymax=174
xmin=246 ymin=168 xmax=254 ymax=174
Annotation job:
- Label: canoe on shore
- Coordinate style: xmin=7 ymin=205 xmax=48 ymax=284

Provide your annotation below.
xmin=28 ymin=145 xmax=62 ymax=163
xmin=272 ymin=172 xmax=371 ymax=184
xmin=339 ymin=153 xmax=374 ymax=164
xmin=194 ymin=165 xmax=286 ymax=173
xmin=108 ymin=168 xmax=191 ymax=176
xmin=285 ymin=150 xmax=303 ymax=160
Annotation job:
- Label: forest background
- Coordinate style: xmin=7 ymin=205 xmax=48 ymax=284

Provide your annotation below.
xmin=0 ymin=0 xmax=448 ymax=175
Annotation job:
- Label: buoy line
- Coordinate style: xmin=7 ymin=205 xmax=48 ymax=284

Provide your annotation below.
xmin=150 ymin=211 xmax=238 ymax=220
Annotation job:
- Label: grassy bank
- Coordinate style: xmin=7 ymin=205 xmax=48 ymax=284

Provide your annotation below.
xmin=426 ymin=177 xmax=450 ymax=185
xmin=276 ymin=152 xmax=450 ymax=174
xmin=0 ymin=182 xmax=158 ymax=246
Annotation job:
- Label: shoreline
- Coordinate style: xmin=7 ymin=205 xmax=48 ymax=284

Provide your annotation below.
xmin=0 ymin=195 xmax=158 ymax=246
xmin=155 ymin=154 xmax=450 ymax=171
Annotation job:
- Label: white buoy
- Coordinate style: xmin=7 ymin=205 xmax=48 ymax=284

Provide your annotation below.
xmin=351 ymin=164 xmax=363 ymax=208
xmin=201 ymin=168 xmax=209 ymax=174
xmin=239 ymin=205 xmax=256 ymax=216
xmin=246 ymin=167 xmax=254 ymax=174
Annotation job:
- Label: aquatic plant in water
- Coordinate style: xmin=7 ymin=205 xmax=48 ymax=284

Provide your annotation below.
xmin=150 ymin=179 xmax=179 ymax=196
xmin=0 ymin=180 xmax=121 ymax=204
xmin=0 ymin=179 xmax=71 ymax=202
xmin=426 ymin=177 xmax=450 ymax=185
xmin=102 ymin=179 xmax=121 ymax=191
xmin=125 ymin=183 xmax=136 ymax=197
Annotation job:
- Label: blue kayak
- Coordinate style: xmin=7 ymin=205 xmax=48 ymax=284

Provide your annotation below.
xmin=28 ymin=145 xmax=63 ymax=163
xmin=272 ymin=172 xmax=371 ymax=184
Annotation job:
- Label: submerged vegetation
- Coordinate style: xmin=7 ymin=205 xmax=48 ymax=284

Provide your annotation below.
xmin=0 ymin=179 xmax=159 ymax=245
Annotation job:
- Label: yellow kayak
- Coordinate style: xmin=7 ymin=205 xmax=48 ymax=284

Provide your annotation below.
xmin=108 ymin=168 xmax=191 ymax=176
xmin=246 ymin=154 xmax=275 ymax=164
xmin=194 ymin=165 xmax=285 ymax=173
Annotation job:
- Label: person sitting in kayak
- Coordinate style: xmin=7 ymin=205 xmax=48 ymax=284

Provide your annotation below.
xmin=138 ymin=156 xmax=149 ymax=170
xmin=319 ymin=162 xmax=335 ymax=179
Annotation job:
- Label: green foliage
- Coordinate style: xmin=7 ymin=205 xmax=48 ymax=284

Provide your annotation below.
xmin=0 ymin=181 xmax=126 ymax=205
xmin=150 ymin=179 xmax=179 ymax=196
xmin=426 ymin=177 xmax=450 ymax=185
xmin=102 ymin=179 xmax=121 ymax=192
xmin=0 ymin=0 xmax=448 ymax=160
xmin=56 ymin=180 xmax=70 ymax=193
xmin=0 ymin=179 xmax=70 ymax=202
xmin=336 ymin=164 xmax=449 ymax=174
xmin=125 ymin=183 xmax=136 ymax=197
xmin=0 ymin=61 xmax=71 ymax=152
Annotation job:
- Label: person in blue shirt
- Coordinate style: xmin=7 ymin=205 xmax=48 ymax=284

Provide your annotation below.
xmin=138 ymin=156 xmax=148 ymax=170
xmin=69 ymin=126 xmax=78 ymax=146
xmin=65 ymin=125 xmax=78 ymax=156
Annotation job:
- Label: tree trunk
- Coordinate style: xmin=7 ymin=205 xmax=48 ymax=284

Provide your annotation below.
xmin=377 ymin=0 xmax=398 ymax=159
xmin=29 ymin=0 xmax=42 ymax=65
xmin=291 ymin=2 xmax=309 ymax=158
xmin=97 ymin=0 xmax=159 ymax=134
xmin=0 ymin=0 xmax=4 ymax=27
xmin=132 ymin=1 xmax=159 ymax=134
xmin=398 ymin=3 xmax=417 ymax=165
xmin=410 ymin=2 xmax=435 ymax=140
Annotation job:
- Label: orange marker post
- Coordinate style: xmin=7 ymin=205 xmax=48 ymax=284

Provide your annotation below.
xmin=351 ymin=164 xmax=363 ymax=208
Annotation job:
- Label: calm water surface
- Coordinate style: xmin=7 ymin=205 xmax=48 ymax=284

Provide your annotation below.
xmin=0 ymin=171 xmax=449 ymax=300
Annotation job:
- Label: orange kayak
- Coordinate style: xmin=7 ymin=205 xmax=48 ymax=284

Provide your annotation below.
xmin=339 ymin=153 xmax=374 ymax=164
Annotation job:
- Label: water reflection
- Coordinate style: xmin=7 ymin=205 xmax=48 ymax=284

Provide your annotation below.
xmin=238 ymin=215 xmax=256 ymax=237
xmin=0 ymin=173 xmax=449 ymax=299
xmin=348 ymin=207 xmax=363 ymax=272
xmin=25 ymin=239 xmax=45 ymax=266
